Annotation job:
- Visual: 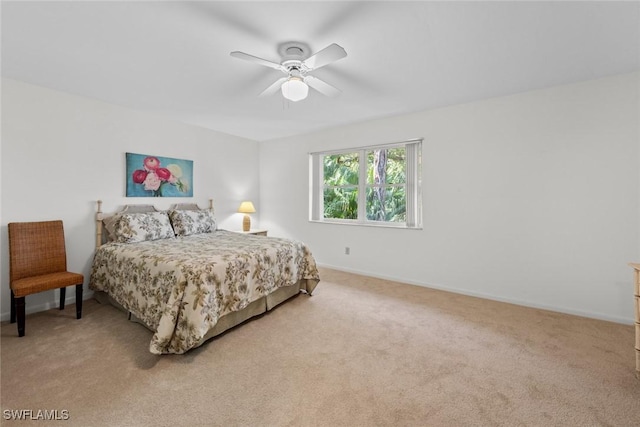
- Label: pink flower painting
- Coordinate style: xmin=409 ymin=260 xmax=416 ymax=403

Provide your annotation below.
xmin=126 ymin=153 xmax=193 ymax=197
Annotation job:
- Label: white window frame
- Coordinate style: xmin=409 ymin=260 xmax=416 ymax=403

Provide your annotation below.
xmin=309 ymin=138 xmax=423 ymax=229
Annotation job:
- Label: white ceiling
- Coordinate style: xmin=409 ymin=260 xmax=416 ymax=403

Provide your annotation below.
xmin=2 ymin=1 xmax=639 ymax=142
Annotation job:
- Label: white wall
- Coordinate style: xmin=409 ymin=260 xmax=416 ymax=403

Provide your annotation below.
xmin=260 ymin=72 xmax=640 ymax=324
xmin=2 ymin=73 xmax=638 ymax=325
xmin=0 ymin=78 xmax=260 ymax=321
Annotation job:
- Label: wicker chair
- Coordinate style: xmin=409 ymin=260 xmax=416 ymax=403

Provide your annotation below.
xmin=8 ymin=220 xmax=84 ymax=337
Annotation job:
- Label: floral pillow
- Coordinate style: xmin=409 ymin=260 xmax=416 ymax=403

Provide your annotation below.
xmin=113 ymin=212 xmax=175 ymax=243
xmin=169 ymin=209 xmax=216 ymax=236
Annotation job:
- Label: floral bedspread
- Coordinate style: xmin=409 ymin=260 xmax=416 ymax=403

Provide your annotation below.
xmin=89 ymin=231 xmax=320 ymax=354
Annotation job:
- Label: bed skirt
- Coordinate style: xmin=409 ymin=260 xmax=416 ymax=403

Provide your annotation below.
xmin=93 ymin=278 xmax=317 ymax=350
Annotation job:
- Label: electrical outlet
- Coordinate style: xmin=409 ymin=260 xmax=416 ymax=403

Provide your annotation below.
xmin=344 ymin=247 xmax=350 ymax=255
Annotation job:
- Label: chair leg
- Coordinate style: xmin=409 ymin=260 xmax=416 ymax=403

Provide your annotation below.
xmin=59 ymin=287 xmax=66 ymax=310
xmin=75 ymin=284 xmax=83 ymax=320
xmin=10 ymin=290 xmax=16 ymax=324
xmin=15 ymin=296 xmax=26 ymax=337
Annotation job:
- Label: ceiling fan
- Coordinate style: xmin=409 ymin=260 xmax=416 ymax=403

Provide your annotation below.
xmin=230 ymin=42 xmax=347 ymax=102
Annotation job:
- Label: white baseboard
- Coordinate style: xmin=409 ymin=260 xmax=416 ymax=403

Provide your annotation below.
xmin=0 ymin=290 xmax=95 ymax=323
xmin=317 ymin=263 xmax=634 ymax=325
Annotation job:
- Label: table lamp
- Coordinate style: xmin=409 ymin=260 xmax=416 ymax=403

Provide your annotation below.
xmin=238 ymin=201 xmax=256 ymax=232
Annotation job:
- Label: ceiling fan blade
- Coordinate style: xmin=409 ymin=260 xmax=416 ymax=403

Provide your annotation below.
xmin=259 ymin=77 xmax=288 ymax=97
xmin=230 ymin=51 xmax=285 ymax=71
xmin=303 ymin=43 xmax=347 ymax=70
xmin=304 ymin=75 xmax=342 ymax=97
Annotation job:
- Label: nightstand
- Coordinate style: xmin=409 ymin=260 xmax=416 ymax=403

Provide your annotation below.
xmin=234 ymin=229 xmax=268 ymax=236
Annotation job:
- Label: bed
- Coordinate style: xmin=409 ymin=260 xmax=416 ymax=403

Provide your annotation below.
xmin=88 ymin=200 xmax=320 ymax=354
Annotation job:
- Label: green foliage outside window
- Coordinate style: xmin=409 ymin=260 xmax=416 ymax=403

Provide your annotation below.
xmin=323 ymin=148 xmax=407 ymax=222
xmin=323 ymin=153 xmax=359 ymax=219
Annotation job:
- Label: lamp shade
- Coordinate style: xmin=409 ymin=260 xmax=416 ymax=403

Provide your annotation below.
xmin=281 ymin=77 xmax=308 ymax=102
xmin=238 ymin=201 xmax=256 ymax=213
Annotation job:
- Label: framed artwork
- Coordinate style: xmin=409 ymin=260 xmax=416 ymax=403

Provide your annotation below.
xmin=126 ymin=152 xmax=193 ymax=197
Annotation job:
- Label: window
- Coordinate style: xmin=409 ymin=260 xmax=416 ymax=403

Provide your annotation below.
xmin=310 ymin=139 xmax=422 ymax=228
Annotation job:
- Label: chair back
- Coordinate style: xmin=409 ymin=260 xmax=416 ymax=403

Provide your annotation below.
xmin=8 ymin=220 xmax=68 ymax=282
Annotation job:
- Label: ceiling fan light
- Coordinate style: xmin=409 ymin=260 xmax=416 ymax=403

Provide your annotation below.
xmin=281 ymin=77 xmax=308 ymax=102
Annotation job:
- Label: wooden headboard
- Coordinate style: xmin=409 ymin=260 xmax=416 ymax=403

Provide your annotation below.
xmin=95 ymin=199 xmax=213 ymax=249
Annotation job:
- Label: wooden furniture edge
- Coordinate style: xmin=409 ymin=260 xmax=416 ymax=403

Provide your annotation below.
xmin=96 ymin=200 xmax=103 ymax=250
xmin=629 ymin=263 xmax=640 ymax=379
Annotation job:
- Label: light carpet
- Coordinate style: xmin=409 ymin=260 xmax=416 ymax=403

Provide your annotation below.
xmin=1 ymin=267 xmax=639 ymax=426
